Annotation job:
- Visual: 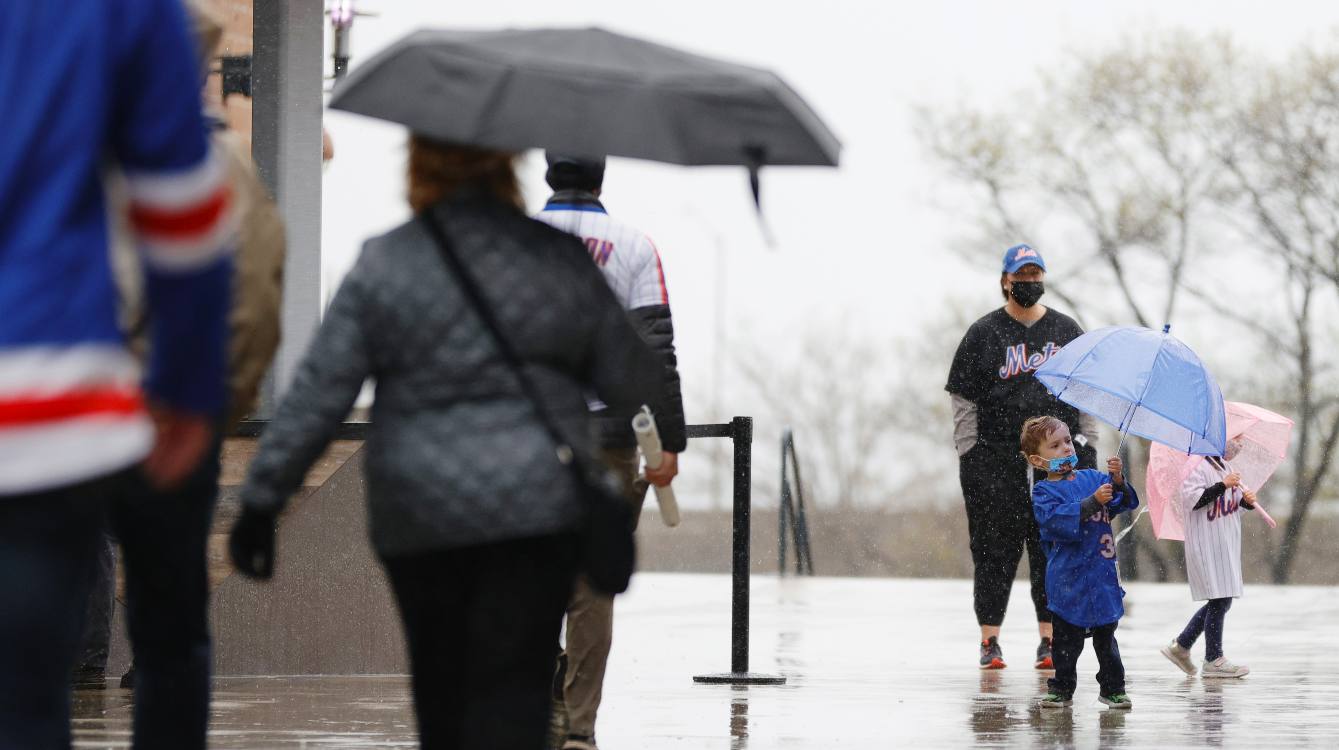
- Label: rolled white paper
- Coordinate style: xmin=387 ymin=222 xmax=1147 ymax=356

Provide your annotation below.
xmin=632 ymin=406 xmax=680 ymax=527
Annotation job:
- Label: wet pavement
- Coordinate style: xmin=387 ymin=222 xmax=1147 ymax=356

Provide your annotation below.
xmin=73 ymin=573 xmax=1339 ymax=748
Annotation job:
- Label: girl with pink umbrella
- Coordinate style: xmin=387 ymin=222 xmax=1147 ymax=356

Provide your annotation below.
xmin=1153 ymin=402 xmax=1291 ymax=679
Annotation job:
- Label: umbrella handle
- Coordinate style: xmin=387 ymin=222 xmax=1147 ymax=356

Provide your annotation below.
xmin=1113 ymin=506 xmax=1146 ymax=544
xmin=1251 ymin=499 xmax=1278 ymax=528
xmin=1227 ymin=462 xmax=1276 ymax=527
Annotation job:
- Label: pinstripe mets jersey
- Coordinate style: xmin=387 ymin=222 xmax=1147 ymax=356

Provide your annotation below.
xmin=535 ymin=198 xmax=669 ymax=312
xmin=1182 ymin=458 xmax=1245 ymax=601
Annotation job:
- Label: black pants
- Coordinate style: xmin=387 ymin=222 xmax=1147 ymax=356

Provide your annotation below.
xmin=959 ymin=447 xmax=1049 ymax=627
xmin=383 ymin=533 xmax=580 ymax=750
xmin=107 ymin=450 xmax=220 ymax=750
xmin=76 ymin=529 xmax=117 ymax=674
xmin=1178 ymin=598 xmax=1233 ymax=662
xmin=1049 ymin=614 xmax=1125 ymax=698
xmin=0 ymin=475 xmax=116 ymax=750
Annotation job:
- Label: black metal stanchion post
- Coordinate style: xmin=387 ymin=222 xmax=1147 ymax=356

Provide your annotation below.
xmin=730 ymin=416 xmax=751 ymax=673
xmin=694 ymin=417 xmax=785 ymax=686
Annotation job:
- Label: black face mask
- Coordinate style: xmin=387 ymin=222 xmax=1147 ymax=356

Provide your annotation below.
xmin=1010 ymin=281 xmax=1045 ymax=308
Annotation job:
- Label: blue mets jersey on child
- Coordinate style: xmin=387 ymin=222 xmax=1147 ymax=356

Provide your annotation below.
xmin=1033 ymin=469 xmax=1140 ymax=627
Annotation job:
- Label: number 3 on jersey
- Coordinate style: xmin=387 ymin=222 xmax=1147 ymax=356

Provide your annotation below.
xmin=1099 ymin=533 xmax=1116 ymax=559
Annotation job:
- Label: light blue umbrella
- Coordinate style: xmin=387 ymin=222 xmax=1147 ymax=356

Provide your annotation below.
xmin=1034 ymin=325 xmax=1227 ymax=455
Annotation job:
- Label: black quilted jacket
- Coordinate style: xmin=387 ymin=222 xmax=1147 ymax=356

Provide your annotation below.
xmin=241 ymin=195 xmax=663 ymax=557
xmin=597 ymin=304 xmax=686 ymax=453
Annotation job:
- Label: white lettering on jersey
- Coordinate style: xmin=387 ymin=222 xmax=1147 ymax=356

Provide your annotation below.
xmin=999 ymin=342 xmax=1062 ymax=379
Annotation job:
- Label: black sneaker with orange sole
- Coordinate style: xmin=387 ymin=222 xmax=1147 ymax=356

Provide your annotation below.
xmin=979 ymin=636 xmax=1006 ymax=670
xmin=1035 ymin=637 xmax=1054 ymax=670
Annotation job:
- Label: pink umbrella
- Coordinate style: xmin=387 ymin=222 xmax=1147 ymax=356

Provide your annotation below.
xmin=1146 ymin=401 xmax=1291 ymax=540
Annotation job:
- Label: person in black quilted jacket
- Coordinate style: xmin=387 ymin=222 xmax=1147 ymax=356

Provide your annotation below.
xmin=228 ymin=135 xmax=663 ymax=750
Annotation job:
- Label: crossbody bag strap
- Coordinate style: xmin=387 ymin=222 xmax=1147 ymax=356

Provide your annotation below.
xmin=419 ymin=208 xmax=585 ymax=472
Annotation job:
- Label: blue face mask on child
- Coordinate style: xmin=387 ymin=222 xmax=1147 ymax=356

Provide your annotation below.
xmin=1046 ymin=455 xmax=1078 ymax=472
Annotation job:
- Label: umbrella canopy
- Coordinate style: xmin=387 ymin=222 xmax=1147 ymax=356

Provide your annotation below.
xmin=1147 ymin=401 xmax=1292 ymax=540
xmin=328 ymin=27 xmax=841 ymax=169
xmin=1034 ymin=325 xmax=1227 ymax=455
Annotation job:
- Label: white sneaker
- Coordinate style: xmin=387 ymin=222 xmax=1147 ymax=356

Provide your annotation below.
xmin=1160 ymin=640 xmax=1197 ymax=676
xmin=1202 ymin=657 xmax=1250 ymax=678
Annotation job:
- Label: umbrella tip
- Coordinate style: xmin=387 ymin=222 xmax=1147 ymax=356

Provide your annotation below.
xmin=743 ymin=144 xmax=775 ymax=248
xmin=744 ymin=144 xmax=765 ymax=210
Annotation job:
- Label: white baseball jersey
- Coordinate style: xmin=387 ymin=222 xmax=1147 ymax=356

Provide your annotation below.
xmin=535 ymin=202 xmax=669 ymax=312
xmin=1181 ymin=458 xmax=1245 ymax=601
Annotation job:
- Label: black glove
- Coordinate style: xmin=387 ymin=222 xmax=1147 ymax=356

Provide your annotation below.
xmin=229 ymin=507 xmax=278 ymax=579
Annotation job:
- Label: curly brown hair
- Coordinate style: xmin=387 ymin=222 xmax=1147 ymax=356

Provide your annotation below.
xmin=1020 ymin=415 xmax=1067 ymax=457
xmin=407 ymin=136 xmax=523 ymax=213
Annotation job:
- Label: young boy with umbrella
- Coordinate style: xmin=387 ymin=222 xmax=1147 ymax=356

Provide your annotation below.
xmin=1029 ymin=324 xmax=1234 ymax=707
xmin=1022 ymin=416 xmax=1139 ymax=710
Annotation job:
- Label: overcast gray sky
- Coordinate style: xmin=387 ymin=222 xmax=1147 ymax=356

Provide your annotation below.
xmin=320 ymin=1 xmax=1339 ymax=508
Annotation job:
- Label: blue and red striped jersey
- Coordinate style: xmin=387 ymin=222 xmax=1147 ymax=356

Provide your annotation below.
xmin=0 ymin=0 xmax=235 ymax=494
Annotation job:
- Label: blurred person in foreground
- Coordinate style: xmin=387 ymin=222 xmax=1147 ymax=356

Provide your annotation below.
xmin=71 ymin=7 xmax=285 ymax=747
xmin=0 ymin=1 xmax=235 ymax=747
xmin=228 ymin=138 xmax=662 ymax=749
xmin=945 ymin=244 xmax=1097 ymax=671
xmin=535 ymin=155 xmax=686 ymax=750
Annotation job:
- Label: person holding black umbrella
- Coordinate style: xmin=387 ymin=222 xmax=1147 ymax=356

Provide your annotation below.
xmin=535 ymin=154 xmax=687 ymax=750
xmin=229 ymin=136 xmax=663 ymax=750
xmin=945 ymin=244 xmax=1098 ymax=671
xmin=315 ymin=31 xmax=838 ymax=742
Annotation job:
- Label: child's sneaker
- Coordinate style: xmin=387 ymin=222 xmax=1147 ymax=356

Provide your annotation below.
xmin=1038 ymin=692 xmax=1072 ymax=709
xmin=1099 ymin=693 xmax=1133 ymax=710
xmin=1160 ymin=639 xmax=1197 ymax=676
xmin=1202 ymin=657 xmax=1250 ymax=678
xmin=1034 ymin=637 xmax=1054 ymax=670
xmin=979 ymin=636 xmax=1005 ymax=670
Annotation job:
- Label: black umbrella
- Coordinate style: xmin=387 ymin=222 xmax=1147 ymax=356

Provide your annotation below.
xmin=328 ymin=26 xmax=840 ymax=207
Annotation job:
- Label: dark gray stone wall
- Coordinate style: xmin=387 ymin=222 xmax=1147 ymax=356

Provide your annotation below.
xmin=210 ymin=447 xmax=407 ymax=675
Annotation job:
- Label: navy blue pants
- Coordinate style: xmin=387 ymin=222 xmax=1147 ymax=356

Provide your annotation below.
xmin=1177 ymin=598 xmax=1233 ymax=662
xmin=109 ymin=449 xmax=220 ymax=750
xmin=0 ymin=475 xmax=117 ymax=750
xmin=1048 ymin=613 xmax=1125 ymax=699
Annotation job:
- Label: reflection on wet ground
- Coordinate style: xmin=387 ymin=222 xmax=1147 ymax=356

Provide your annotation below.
xmin=73 ymin=574 xmax=1339 ymax=747
xmin=73 ymin=675 xmax=417 ymax=748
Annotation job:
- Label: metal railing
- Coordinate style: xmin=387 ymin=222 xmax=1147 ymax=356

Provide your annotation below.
xmin=234 ymin=419 xmax=366 ymax=440
xmin=777 ymin=428 xmax=814 ymax=576
xmin=235 ymin=415 xmax=785 ymax=685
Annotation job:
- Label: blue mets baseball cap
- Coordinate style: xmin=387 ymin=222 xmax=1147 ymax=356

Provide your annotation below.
xmin=1001 ymin=244 xmax=1047 ymax=274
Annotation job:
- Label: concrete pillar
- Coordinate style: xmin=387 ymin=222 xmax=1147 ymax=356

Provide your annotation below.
xmin=252 ymin=0 xmax=325 ymax=405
